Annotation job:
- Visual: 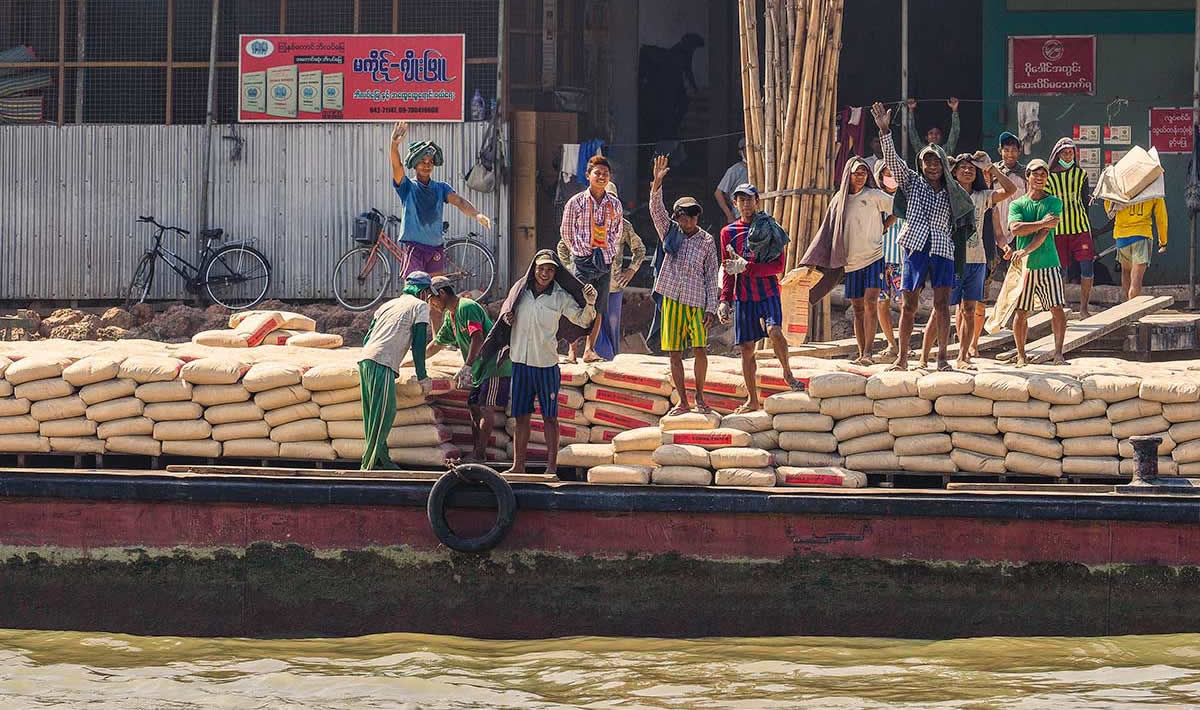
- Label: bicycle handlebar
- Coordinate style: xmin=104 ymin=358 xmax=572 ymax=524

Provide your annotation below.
xmin=137 ymin=215 xmax=190 ymax=236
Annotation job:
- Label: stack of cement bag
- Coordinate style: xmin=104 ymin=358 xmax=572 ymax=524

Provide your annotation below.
xmin=192 ymin=310 xmax=343 ymax=349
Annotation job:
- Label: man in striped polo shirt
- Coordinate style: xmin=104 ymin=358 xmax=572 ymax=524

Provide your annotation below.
xmin=1045 ymin=137 xmax=1096 ymax=318
xmin=1006 ymin=159 xmax=1068 ymax=366
xmin=717 ymin=183 xmax=804 ymax=413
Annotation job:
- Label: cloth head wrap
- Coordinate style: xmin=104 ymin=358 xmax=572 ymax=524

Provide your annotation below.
xmin=405 ymin=141 xmax=445 ymax=169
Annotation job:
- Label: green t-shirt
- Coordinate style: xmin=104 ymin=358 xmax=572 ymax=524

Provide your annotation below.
xmin=433 ymin=297 xmax=511 ymax=383
xmin=1008 ymin=193 xmax=1064 ymax=270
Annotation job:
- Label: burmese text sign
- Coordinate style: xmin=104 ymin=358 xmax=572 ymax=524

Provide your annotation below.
xmin=1009 ymin=36 xmax=1095 ymax=96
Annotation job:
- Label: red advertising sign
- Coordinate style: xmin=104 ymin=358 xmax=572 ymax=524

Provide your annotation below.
xmin=1008 ymin=35 xmax=1096 ymax=96
xmin=238 ymin=34 xmax=465 ymax=122
xmin=1149 ymin=107 xmax=1195 ymax=155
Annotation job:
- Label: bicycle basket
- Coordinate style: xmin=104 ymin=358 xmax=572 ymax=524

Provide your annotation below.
xmin=353 ymin=211 xmax=382 ymax=244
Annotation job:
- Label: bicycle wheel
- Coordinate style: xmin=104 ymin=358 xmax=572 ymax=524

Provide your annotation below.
xmin=204 ymin=245 xmax=272 ymax=310
xmin=332 ymin=245 xmax=392 ymax=311
xmin=123 ymin=252 xmax=156 ymax=310
xmin=442 ymin=238 xmax=496 ymax=302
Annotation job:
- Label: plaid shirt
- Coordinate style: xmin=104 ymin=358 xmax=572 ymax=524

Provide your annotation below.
xmin=881 ymin=133 xmax=954 ymax=260
xmin=560 ymin=188 xmax=624 ymax=265
xmin=650 ymin=185 xmax=720 ymax=312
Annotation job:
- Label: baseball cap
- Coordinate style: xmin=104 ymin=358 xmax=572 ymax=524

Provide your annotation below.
xmin=732 ymin=183 xmax=758 ymax=198
xmin=405 ymin=271 xmax=432 ymax=289
xmin=1025 ymin=158 xmax=1050 ymax=174
xmin=429 ymin=275 xmax=454 ymax=293
xmin=672 ymin=196 xmax=702 ymax=215
xmin=998 ymin=131 xmax=1020 ymax=148
xmin=533 ymin=250 xmax=557 ymax=267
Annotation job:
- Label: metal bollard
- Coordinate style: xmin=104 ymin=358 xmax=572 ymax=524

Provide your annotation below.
xmin=1129 ymin=435 xmax=1162 ymax=485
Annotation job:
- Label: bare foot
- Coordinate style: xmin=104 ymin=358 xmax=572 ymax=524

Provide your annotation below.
xmin=955 ymin=358 xmax=974 ymax=371
xmin=565 ymin=355 xmax=578 ymax=364
xmin=1051 ymin=353 xmax=1067 ymax=365
xmin=1013 ymin=358 xmax=1028 ymax=368
xmin=501 ymin=466 xmax=524 ymax=475
xmin=1080 ymin=308 xmax=1092 ymax=320
xmin=915 ymin=357 xmax=929 ymax=370
xmin=582 ymin=349 xmax=605 ymax=363
xmin=544 ymin=467 xmax=557 ymax=477
xmin=969 ymin=347 xmax=980 ymax=358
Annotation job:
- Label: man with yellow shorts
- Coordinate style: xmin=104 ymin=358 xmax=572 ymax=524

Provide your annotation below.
xmin=648 ymin=154 xmax=720 ymax=415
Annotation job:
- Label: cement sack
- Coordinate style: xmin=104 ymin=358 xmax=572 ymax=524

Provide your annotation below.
xmin=51 ymin=436 xmax=106 ymax=454
xmin=652 ymin=444 xmax=711 ymax=468
xmin=660 ymin=411 xmax=721 ymax=432
xmin=0 ymin=415 xmax=39 ymax=434
xmin=287 ymin=332 xmax=342 ymax=349
xmin=865 ymin=370 xmax=921 ymax=400
xmin=15 ymin=378 xmax=74 ymax=402
xmin=776 ymin=466 xmax=867 ymax=488
xmin=312 ymin=387 xmax=361 ymax=406
xmin=79 ymin=378 xmax=136 ymax=406
xmin=873 ymin=397 xmax=933 ymax=419
xmin=683 ymin=369 xmax=749 ymax=400
xmin=534 ymin=401 xmax=587 ymax=424
xmin=1004 ymin=432 xmax=1063 ymax=459
xmin=652 ymin=466 xmax=712 ymax=486
xmin=584 ymin=383 xmax=670 ymax=415
xmin=839 ymin=432 xmax=895 ymax=456
xmin=191 ymin=330 xmax=250 ymax=348
xmin=787 ymin=451 xmax=847 ymax=468
xmin=588 ymin=465 xmax=652 ymax=485
xmin=1112 ymin=415 xmax=1170 ymax=440
xmin=229 ymin=309 xmax=316 ymax=332
xmin=515 ymin=418 xmax=590 ymax=446
xmin=721 ymin=410 xmax=775 ymax=434
xmin=0 ymin=356 xmax=10 ymax=380
xmin=212 ymin=420 xmax=271 ymax=442
xmin=555 ymin=387 xmax=586 ymax=410
xmin=0 ymin=380 xmax=9 ymax=397
xmin=1110 ymin=145 xmax=1165 ymax=200
xmin=808 ymin=372 xmax=867 ymax=399
xmin=941 ymin=416 xmax=1000 ymax=435
xmin=994 ymin=400 xmax=1051 ymax=419
xmin=1062 ymin=456 xmax=1120 ymax=476
xmin=1139 ymin=378 xmax=1200 ymax=404
xmin=998 ymin=417 xmax=1057 ymax=439
xmin=243 ymin=363 xmax=305 ymax=393
xmin=833 ymin=414 xmax=889 ymax=441
xmin=952 ymin=432 xmax=1007 ymax=458
xmin=153 ymin=420 xmax=213 ymax=441
xmin=764 ymin=391 xmax=821 ymax=415
xmin=588 ymin=362 xmax=671 ymax=396
xmin=1119 ymin=434 xmax=1175 ymax=458
xmin=558 ymin=443 xmax=615 ymax=468
xmin=614 ymin=450 xmax=657 ymax=467
xmin=917 ymin=371 xmax=976 ymax=399
xmin=559 ymin=363 xmax=590 ymax=388
xmin=318 ymin=401 xmax=364 ymax=422
xmin=1169 ymin=421 xmax=1200 ymax=444
xmin=255 ymin=385 xmax=311 ymax=411
xmin=935 ymin=395 xmax=994 ymax=417
xmin=86 ymin=397 xmax=143 ymax=423
xmin=119 ymin=356 xmax=183 ymax=384
xmin=0 ymin=398 xmax=29 ymax=417
xmin=888 ymin=415 xmax=946 ymax=438
xmin=135 ymin=380 xmax=193 ymax=403
xmin=97 ymin=416 xmax=154 ymax=439
xmin=894 ymin=433 xmax=952 ymax=456
xmin=231 ymin=311 xmax=286 ymax=346
xmin=62 ymin=356 xmax=122 ymax=387
xmin=973 ymin=372 xmax=1030 ymax=402
xmin=144 ymin=401 xmax=204 ymax=422
xmin=105 ymin=435 xmax=161 ymax=457
xmin=302 ymin=363 xmax=360 ymax=391
xmin=1050 ymin=399 xmax=1108 ymax=423
xmin=749 ymin=428 xmax=778 ymax=449
xmin=4 ymin=357 xmax=68 ymax=385
xmin=40 ymin=417 xmax=96 ymax=438
xmin=779 ymin=431 xmax=838 ymax=453
xmin=30 ymin=395 xmax=86 ymax=422
xmin=899 ymin=455 xmax=957 ymax=473
xmin=662 ymin=428 xmax=753 ymax=449
xmin=0 ymin=433 xmax=50 ymax=452
xmin=205 ymin=401 xmax=264 ymax=425
xmin=1180 ymin=462 xmax=1200 ymax=476
xmin=714 ymin=467 xmax=776 ymax=487
xmin=584 ymin=401 xmax=659 ymax=431
xmin=1164 ymin=402 xmax=1200 ymax=424
xmin=772 ymin=413 xmax=835 ymax=432
xmin=222 ymin=438 xmax=279 ymax=458
xmin=432 ymin=406 xmax=498 ymax=428
xmin=180 ymin=359 xmax=250 ymax=386
xmin=1004 ymin=451 xmax=1063 ymax=477
xmin=1056 ymin=416 xmax=1112 ymax=438
xmin=270 ymin=418 xmax=328 ymax=443
xmin=613 ymin=427 xmax=663 ymax=452
xmin=506 ymin=441 xmax=550 ymax=462
xmin=192 ymin=384 xmax=251 ymax=407
xmin=757 ymin=368 xmax=804 ymax=393
xmin=1062 ymin=436 xmax=1119 ymax=457
xmin=1121 ymin=457 xmax=1178 ymax=476
xmin=260 ymin=330 xmax=308 ymax=345
xmin=1027 ymin=374 xmax=1084 ymax=405
xmin=1082 ymin=374 xmax=1141 ymax=403
xmin=1107 ymin=398 xmax=1161 ymax=424
xmin=374 ymin=423 xmax=449 ymax=448
xmin=265 ymin=401 xmax=322 ymax=428
xmin=819 ymin=395 xmax=874 ymax=419
xmin=709 ymin=447 xmax=772 ymax=469
xmin=161 ymin=439 xmax=222 ymax=458
xmin=280 ymin=441 xmax=338 ymax=461
xmin=950 ymin=449 xmax=1006 ymax=474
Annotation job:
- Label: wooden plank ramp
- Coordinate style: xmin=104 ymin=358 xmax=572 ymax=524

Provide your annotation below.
xmin=996 ymin=295 xmax=1173 ymax=364
xmin=163 ymin=464 xmax=557 ymax=483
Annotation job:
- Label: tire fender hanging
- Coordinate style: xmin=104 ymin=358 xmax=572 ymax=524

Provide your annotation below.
xmin=426 ymin=463 xmax=516 ymax=553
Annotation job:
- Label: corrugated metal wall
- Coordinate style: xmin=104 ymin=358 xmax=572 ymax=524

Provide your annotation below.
xmin=0 ymin=122 xmax=509 ymax=300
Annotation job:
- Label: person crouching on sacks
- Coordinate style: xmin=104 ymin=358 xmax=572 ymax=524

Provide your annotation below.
xmin=717 ymin=183 xmax=805 ymax=412
xmin=648 ymin=154 xmax=720 ymax=416
xmin=357 ymin=271 xmax=435 ymax=470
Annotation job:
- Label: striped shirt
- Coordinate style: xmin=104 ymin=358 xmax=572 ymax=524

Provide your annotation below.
xmin=880 ymin=132 xmax=955 ymax=260
xmin=560 ymin=188 xmax=625 ymax=264
xmin=719 ymin=219 xmax=784 ymax=302
xmin=649 ymin=185 xmax=721 ymax=312
xmin=1044 ymin=166 xmax=1091 ymax=235
xmin=881 ymin=217 xmax=904 ymax=264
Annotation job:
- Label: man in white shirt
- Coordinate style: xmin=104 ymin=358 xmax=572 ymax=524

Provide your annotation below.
xmin=714 ymin=138 xmax=749 ymax=223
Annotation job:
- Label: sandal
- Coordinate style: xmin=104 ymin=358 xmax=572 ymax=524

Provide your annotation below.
xmin=693 ymin=402 xmax=713 ymax=414
xmin=937 ymin=361 xmax=954 ymax=372
xmin=788 ymin=379 xmax=806 ymax=392
xmin=732 ymin=403 xmax=759 ymax=415
xmin=666 ymin=404 xmax=692 ymax=417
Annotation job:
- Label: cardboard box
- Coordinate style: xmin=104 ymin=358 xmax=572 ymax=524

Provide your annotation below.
xmin=779 ymin=267 xmax=821 ymax=347
xmin=1111 ymin=145 xmax=1163 ymax=199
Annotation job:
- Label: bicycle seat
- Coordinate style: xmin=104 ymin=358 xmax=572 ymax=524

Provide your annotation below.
xmin=200 ymin=228 xmax=223 ymax=241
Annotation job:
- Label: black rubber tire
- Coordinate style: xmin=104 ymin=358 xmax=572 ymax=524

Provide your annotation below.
xmin=426 ymin=464 xmax=516 ymax=553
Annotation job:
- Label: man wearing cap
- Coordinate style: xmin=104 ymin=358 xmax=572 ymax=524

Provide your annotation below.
xmin=424 ymin=276 xmax=510 ymax=462
xmin=714 ymin=138 xmax=750 ymax=223
xmin=357 ymin=271 xmax=435 ymax=470
xmin=389 ymin=121 xmax=492 ymax=279
xmin=1005 ymin=159 xmax=1068 ymax=366
xmin=650 ymin=154 xmax=720 ymax=415
xmin=560 ymin=154 xmax=623 ymax=362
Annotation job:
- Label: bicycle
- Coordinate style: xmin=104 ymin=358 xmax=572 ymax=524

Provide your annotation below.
xmin=124 ymin=216 xmax=273 ymax=311
xmin=330 ymin=208 xmax=496 ymax=311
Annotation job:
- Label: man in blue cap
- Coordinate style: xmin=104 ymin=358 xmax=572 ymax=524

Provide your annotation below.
xmin=357 ymin=271 xmax=435 ymax=470
xmin=992 ymin=131 xmax=1027 ymax=253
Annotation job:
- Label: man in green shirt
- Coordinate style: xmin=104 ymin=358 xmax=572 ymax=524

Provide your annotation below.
xmin=425 ymin=276 xmax=511 ymax=461
xmin=1005 ymin=159 xmax=1068 ymax=366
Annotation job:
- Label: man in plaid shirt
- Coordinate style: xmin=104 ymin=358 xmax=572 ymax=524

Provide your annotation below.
xmin=649 ymin=155 xmax=720 ymax=415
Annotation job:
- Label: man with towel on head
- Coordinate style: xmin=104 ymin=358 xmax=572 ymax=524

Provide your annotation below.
xmin=388 ymin=121 xmax=492 ymax=278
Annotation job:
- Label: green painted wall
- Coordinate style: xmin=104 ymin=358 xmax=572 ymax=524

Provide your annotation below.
xmin=982 ymin=0 xmax=1196 ymax=285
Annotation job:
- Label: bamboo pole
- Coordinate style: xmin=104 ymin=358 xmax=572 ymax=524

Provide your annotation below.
xmin=738 ymin=0 xmax=754 ymax=196
xmin=743 ymin=2 xmax=765 ymax=189
xmin=763 ymin=0 xmax=778 ymax=211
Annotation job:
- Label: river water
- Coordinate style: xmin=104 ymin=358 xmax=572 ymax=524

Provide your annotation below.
xmin=2 ymin=629 xmax=1199 ymax=708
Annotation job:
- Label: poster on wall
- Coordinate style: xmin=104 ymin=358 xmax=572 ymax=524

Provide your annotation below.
xmin=238 ymin=34 xmax=465 ymax=122
xmin=1008 ymin=35 xmax=1095 ymax=96
xmin=1149 ymin=107 xmax=1194 ymax=154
